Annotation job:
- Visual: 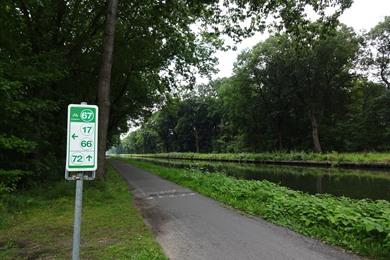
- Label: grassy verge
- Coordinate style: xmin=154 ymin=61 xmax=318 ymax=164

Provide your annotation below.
xmin=116 ymin=152 xmax=390 ymax=165
xmin=0 ymin=163 xmax=166 ymax=260
xmin=125 ymin=159 xmax=390 ymax=259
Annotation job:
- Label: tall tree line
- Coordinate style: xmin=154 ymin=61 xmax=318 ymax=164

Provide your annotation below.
xmin=115 ymin=18 xmax=390 ymax=154
xmin=0 ymin=0 xmax=358 ymax=191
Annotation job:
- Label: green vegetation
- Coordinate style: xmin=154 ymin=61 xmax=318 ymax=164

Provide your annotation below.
xmin=363 ymin=16 xmax=390 ymax=89
xmin=0 ymin=0 xmax=352 ymax=191
xmin=2 ymin=2 xmax=388 ymax=257
xmin=125 ymin=159 xmax=390 ymax=258
xmin=131 ymin=157 xmax=390 ymax=200
xmin=113 ymin=18 xmax=390 ymax=156
xmin=117 ymin=151 xmax=390 ymax=165
xmin=130 ymin=157 xmax=390 ymax=179
xmin=0 ymin=164 xmax=166 ymax=259
xmin=1 ymin=1 xmax=388 ymax=191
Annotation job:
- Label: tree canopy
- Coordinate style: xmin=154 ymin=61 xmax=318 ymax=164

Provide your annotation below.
xmin=363 ymin=16 xmax=390 ymax=88
xmin=116 ymin=20 xmax=389 ymax=154
xmin=0 ymin=0 xmax=369 ymax=191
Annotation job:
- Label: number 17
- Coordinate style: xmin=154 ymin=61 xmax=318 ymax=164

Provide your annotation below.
xmin=82 ymin=126 xmax=92 ymax=134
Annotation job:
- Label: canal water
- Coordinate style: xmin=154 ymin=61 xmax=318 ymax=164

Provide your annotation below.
xmin=133 ymin=157 xmax=390 ymax=201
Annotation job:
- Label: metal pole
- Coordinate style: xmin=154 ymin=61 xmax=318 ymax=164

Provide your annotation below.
xmin=72 ymin=172 xmax=84 ymax=260
xmin=72 ymin=102 xmax=88 ymax=259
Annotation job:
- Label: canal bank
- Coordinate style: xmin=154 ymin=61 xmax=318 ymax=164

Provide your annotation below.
xmin=117 ymin=158 xmax=390 ymax=259
xmin=127 ymin=157 xmax=390 ymax=201
xmin=115 ymin=152 xmax=390 ymax=170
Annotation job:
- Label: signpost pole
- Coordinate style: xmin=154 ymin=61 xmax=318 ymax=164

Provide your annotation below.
xmin=66 ymin=101 xmax=98 ymax=259
xmin=72 ymin=172 xmax=83 ymax=260
xmin=72 ymin=172 xmax=84 ymax=260
xmin=71 ymin=102 xmax=87 ymax=260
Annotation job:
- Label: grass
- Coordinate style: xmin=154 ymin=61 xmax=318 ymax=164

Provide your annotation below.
xmin=0 ymin=163 xmax=166 ymax=260
xmin=116 ymin=151 xmax=390 ymax=165
xmin=125 ymin=159 xmax=390 ymax=259
xmin=133 ymin=157 xmax=390 ymax=180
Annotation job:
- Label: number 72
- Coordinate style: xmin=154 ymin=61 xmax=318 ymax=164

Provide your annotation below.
xmin=72 ymin=154 xmax=83 ymax=162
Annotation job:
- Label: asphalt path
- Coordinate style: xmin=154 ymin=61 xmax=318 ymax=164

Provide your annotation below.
xmin=111 ymin=160 xmax=359 ymax=260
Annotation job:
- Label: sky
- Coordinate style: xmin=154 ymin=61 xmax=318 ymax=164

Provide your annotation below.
xmin=208 ymin=0 xmax=390 ymax=81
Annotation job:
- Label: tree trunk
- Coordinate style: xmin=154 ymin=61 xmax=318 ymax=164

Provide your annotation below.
xmin=309 ymin=110 xmax=322 ymax=153
xmin=96 ymin=0 xmax=119 ymax=179
xmin=277 ymin=118 xmax=283 ymax=150
xmin=380 ymin=64 xmax=390 ymax=89
xmin=278 ymin=130 xmax=283 ymax=151
xmin=193 ymin=126 xmax=200 ymax=153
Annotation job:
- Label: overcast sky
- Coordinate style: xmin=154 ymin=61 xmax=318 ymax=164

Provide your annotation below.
xmin=207 ymin=0 xmax=390 ymax=82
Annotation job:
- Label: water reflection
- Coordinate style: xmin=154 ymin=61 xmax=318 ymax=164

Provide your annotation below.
xmin=134 ymin=157 xmax=390 ymax=201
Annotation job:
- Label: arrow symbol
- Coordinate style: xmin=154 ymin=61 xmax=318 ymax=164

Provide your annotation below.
xmin=86 ymin=155 xmax=92 ymax=161
xmin=72 ymin=133 xmax=78 ymax=140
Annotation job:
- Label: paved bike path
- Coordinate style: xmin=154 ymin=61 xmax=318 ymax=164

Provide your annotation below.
xmin=111 ymin=160 xmax=359 ymax=260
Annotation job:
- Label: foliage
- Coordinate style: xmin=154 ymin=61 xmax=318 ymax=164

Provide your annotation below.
xmin=0 ymin=46 xmax=64 ymax=192
xmin=127 ymin=159 xmax=390 ymax=258
xmin=113 ymin=94 xmax=224 ymax=154
xmin=340 ymin=80 xmax=390 ymax=150
xmin=0 ymin=0 xmax=353 ymax=189
xmin=361 ymin=16 xmax=390 ymax=88
xmin=114 ymin=21 xmax=390 ymax=154
xmin=0 ymin=0 xmax=223 ymax=188
xmin=0 ymin=163 xmax=166 ymax=259
xmin=0 ymin=170 xmax=28 ymax=194
xmin=222 ymin=24 xmax=361 ymax=152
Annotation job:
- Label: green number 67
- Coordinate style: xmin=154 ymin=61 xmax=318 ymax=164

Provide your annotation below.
xmin=80 ymin=109 xmax=94 ymax=122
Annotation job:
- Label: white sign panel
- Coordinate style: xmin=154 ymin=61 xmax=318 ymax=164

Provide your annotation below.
xmin=66 ymin=104 xmax=98 ymax=172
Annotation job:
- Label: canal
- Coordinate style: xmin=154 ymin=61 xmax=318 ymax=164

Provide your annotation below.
xmin=132 ymin=157 xmax=390 ymax=201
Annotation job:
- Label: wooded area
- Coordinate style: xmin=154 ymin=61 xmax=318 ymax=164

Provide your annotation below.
xmin=114 ymin=17 xmax=390 ymax=154
xmin=0 ymin=0 xmax=388 ymax=192
xmin=2 ymin=2 xmax=390 ymax=259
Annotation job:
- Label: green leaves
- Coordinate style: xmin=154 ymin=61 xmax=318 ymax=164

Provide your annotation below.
xmin=363 ymin=16 xmax=390 ymax=88
xmin=0 ymin=169 xmax=29 ymax=194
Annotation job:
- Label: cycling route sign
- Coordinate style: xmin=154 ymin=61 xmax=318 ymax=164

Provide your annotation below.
xmin=66 ymin=104 xmax=98 ymax=172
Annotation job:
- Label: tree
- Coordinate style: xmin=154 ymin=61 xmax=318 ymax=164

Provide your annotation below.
xmin=0 ymin=0 xmax=227 ymax=182
xmin=0 ymin=0 xmax=355 ymax=187
xmin=0 ymin=68 xmax=38 ymax=193
xmin=339 ymin=79 xmax=390 ymax=150
xmin=150 ymin=100 xmax=179 ymax=153
xmin=97 ymin=0 xmax=119 ymax=179
xmin=234 ymin=35 xmax=302 ymax=150
xmin=174 ymin=96 xmax=221 ymax=152
xmin=364 ymin=16 xmax=390 ymax=88
xmin=220 ymin=24 xmax=360 ymax=152
xmin=101 ymin=0 xmax=354 ymax=171
xmin=289 ymin=24 xmax=360 ymax=152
